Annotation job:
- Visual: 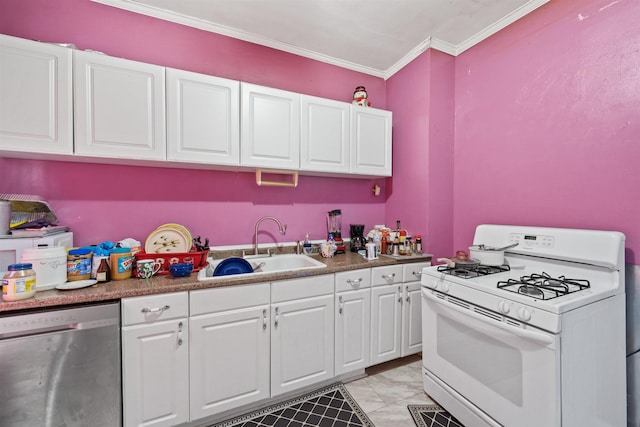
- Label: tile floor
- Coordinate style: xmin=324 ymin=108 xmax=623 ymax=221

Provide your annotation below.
xmin=345 ymin=354 xmax=435 ymax=427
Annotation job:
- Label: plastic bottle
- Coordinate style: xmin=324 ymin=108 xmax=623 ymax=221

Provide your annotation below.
xmin=67 ymin=248 xmax=92 ymax=281
xmin=303 ymin=232 xmax=312 ymax=254
xmin=2 ymin=263 xmax=36 ymax=301
xmin=110 ymin=247 xmax=133 ymax=280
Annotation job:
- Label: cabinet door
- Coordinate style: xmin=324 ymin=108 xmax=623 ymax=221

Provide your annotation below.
xmin=0 ymin=35 xmax=73 ymax=154
xmin=300 ymin=95 xmax=349 ymax=173
xmin=166 ymin=68 xmax=240 ymax=165
xmin=190 ymin=305 xmax=270 ymax=419
xmin=370 ymin=284 xmax=402 ymax=365
xmin=271 ymin=294 xmax=334 ymax=396
xmin=241 ymin=83 xmax=300 ymax=169
xmin=350 ymin=106 xmax=392 ymax=176
xmin=402 ymin=282 xmax=423 ymax=356
xmin=122 ymin=319 xmax=189 ymax=427
xmin=74 ymin=50 xmax=166 ymax=160
xmin=335 ymin=288 xmax=371 ymax=376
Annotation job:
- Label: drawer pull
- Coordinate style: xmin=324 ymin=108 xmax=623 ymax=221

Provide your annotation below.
xmin=346 ymin=278 xmax=363 ymax=288
xmin=141 ymin=305 xmax=170 ymax=314
xmin=382 ymin=273 xmax=396 ymax=281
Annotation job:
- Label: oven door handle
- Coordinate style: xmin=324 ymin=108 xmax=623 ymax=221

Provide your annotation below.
xmin=422 ymin=289 xmax=555 ymax=347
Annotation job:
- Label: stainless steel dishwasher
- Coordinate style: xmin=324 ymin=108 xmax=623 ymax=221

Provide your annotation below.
xmin=0 ymin=301 xmax=122 ymax=426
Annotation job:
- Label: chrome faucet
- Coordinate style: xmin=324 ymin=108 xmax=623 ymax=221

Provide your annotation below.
xmin=254 ymin=216 xmax=287 ymax=255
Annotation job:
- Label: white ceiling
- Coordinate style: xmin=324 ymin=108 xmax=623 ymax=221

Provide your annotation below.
xmin=92 ymin=0 xmax=549 ymax=78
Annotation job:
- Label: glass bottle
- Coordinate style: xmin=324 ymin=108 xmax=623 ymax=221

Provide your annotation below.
xmin=96 ymin=257 xmax=111 ymax=283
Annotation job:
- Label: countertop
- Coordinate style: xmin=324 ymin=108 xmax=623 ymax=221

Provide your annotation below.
xmin=0 ymin=252 xmax=432 ymax=313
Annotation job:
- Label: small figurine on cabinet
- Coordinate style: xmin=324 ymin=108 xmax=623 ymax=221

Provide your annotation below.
xmin=352 ymin=86 xmax=371 ymax=107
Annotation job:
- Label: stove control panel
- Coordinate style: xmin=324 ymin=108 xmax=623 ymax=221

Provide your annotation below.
xmin=509 ymin=232 xmax=555 ymax=248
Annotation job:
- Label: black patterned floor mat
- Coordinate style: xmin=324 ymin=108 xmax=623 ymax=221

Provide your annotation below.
xmin=210 ymin=383 xmax=374 ymax=427
xmin=407 ymin=404 xmax=464 ymax=427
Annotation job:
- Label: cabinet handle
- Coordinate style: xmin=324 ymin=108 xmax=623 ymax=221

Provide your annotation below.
xmin=398 ymin=286 xmax=402 ymax=303
xmin=274 ymin=307 xmax=279 ymax=328
xmin=406 ymin=285 xmax=411 ymax=302
xmin=263 ymin=309 xmax=268 ymax=330
xmin=382 ymin=273 xmax=396 ymax=281
xmin=412 ymin=271 xmax=424 ymax=279
xmin=339 ymin=295 xmax=344 ymax=315
xmin=141 ymin=305 xmax=170 ymax=313
xmin=177 ymin=321 xmax=183 ymax=346
xmin=346 ymin=278 xmax=362 ymax=288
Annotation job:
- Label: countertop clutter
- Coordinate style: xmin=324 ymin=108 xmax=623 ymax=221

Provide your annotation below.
xmin=0 ymin=251 xmax=431 ymax=313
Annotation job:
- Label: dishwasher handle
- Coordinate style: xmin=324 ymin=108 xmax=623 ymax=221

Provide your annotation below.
xmin=0 ymin=302 xmax=120 ymax=340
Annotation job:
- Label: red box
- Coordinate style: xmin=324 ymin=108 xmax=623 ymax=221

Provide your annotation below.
xmin=134 ymin=249 xmax=209 ymax=275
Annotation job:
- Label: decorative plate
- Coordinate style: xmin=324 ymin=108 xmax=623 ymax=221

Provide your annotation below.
xmin=213 ymin=257 xmax=253 ymax=277
xmin=145 ymin=226 xmax=190 ymax=253
xmin=156 ymin=223 xmax=192 ymax=249
xmin=56 ymin=280 xmax=98 ymax=290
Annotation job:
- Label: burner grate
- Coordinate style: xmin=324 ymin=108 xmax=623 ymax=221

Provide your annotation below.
xmin=437 ymin=264 xmax=510 ymax=278
xmin=497 ymin=272 xmax=590 ymax=300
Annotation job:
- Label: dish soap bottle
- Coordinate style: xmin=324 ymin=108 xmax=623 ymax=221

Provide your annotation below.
xmin=303 ymin=232 xmax=312 ymax=254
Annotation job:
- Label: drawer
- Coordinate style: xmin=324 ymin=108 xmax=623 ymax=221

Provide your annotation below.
xmin=335 ymin=269 xmax=371 ymax=292
xmin=122 ymin=291 xmax=188 ymax=326
xmin=271 ymin=275 xmax=333 ymax=303
xmin=190 ymin=282 xmax=270 ymax=316
xmin=371 ymin=265 xmax=403 ymax=287
xmin=402 ymin=262 xmax=431 ymax=283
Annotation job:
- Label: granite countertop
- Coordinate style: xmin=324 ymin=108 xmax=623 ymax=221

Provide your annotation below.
xmin=0 ymin=252 xmax=432 ymax=313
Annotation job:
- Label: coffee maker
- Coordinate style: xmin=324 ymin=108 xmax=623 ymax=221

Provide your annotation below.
xmin=349 ymin=224 xmax=366 ymax=253
xmin=327 ymin=209 xmax=346 ymax=254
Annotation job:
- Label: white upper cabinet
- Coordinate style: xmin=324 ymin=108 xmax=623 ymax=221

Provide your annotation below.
xmin=74 ymin=50 xmax=166 ymax=160
xmin=350 ymin=106 xmax=392 ymax=176
xmin=241 ymin=83 xmax=300 ymax=169
xmin=0 ymin=34 xmax=73 ymax=155
xmin=166 ymin=68 xmax=240 ymax=165
xmin=300 ymin=95 xmax=350 ymax=174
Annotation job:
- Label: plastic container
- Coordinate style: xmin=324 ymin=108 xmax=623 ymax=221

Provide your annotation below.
xmin=2 ymin=263 xmax=36 ymax=301
xmin=110 ymin=247 xmax=133 ymax=280
xmin=21 ymin=247 xmax=67 ymax=291
xmin=67 ymin=248 xmax=92 ymax=281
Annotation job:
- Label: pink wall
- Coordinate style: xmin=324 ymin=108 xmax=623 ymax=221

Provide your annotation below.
xmin=0 ymin=0 xmax=388 ymax=247
xmin=386 ymin=50 xmax=455 ymax=259
xmin=453 ymin=0 xmax=640 ymax=263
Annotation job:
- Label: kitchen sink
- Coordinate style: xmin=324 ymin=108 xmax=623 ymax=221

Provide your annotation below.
xmin=197 ymin=253 xmax=327 ymax=281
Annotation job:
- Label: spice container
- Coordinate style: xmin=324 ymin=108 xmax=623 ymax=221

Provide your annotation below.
xmin=2 ymin=263 xmax=36 ymax=301
xmin=67 ymin=248 xmax=92 ymax=281
xmin=110 ymin=247 xmax=133 ymax=280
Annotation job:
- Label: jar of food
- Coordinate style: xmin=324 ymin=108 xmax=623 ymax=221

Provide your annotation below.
xmin=2 ymin=263 xmax=37 ymax=301
xmin=67 ymin=248 xmax=92 ymax=281
xmin=110 ymin=247 xmax=133 ymax=280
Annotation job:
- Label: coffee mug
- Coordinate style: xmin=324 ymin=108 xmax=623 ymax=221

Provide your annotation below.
xmin=136 ymin=259 xmax=162 ymax=279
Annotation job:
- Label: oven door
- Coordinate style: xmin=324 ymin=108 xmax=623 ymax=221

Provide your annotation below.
xmin=422 ymin=288 xmax=561 ymax=427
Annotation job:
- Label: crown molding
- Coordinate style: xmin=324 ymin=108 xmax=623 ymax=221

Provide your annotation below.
xmin=92 ymin=0 xmax=550 ymax=79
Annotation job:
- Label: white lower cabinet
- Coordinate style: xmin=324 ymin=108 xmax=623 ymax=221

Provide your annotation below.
xmin=121 ymin=292 xmax=189 ymax=427
xmin=271 ymin=275 xmax=335 ymax=396
xmin=401 ymin=262 xmax=430 ymax=357
xmin=370 ymin=265 xmax=404 ymax=365
xmin=335 ymin=269 xmax=371 ymax=376
xmin=189 ymin=283 xmax=270 ymax=419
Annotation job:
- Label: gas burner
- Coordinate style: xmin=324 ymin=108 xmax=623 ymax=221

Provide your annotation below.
xmin=437 ymin=264 xmax=510 ymax=278
xmin=498 ymin=272 xmax=590 ymax=300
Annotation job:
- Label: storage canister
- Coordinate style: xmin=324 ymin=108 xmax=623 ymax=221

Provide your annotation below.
xmin=21 ymin=247 xmax=67 ymax=291
xmin=67 ymin=248 xmax=92 ymax=281
xmin=2 ymin=263 xmax=36 ymax=301
xmin=110 ymin=247 xmax=132 ymax=280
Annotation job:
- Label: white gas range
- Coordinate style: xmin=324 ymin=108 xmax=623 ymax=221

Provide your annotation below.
xmin=421 ymin=224 xmax=627 ymax=427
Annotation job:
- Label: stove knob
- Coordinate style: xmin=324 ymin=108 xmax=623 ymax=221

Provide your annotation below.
xmin=517 ymin=307 xmax=532 ymax=322
xmin=440 ymin=282 xmax=450 ymax=293
xmin=498 ymin=301 xmax=510 ymax=314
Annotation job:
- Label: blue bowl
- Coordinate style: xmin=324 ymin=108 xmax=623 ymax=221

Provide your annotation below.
xmin=169 ymin=263 xmax=193 ymax=277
